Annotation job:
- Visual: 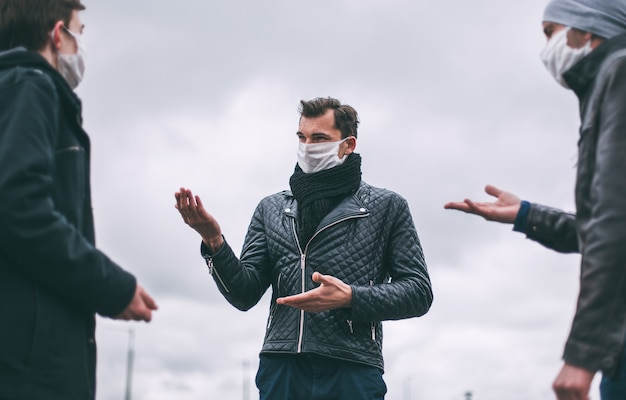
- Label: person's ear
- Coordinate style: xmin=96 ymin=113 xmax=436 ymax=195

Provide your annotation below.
xmin=343 ymin=136 xmax=357 ymax=155
xmin=51 ymin=21 xmax=64 ymax=51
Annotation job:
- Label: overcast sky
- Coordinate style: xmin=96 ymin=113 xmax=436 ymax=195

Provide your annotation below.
xmin=73 ymin=1 xmax=598 ymax=399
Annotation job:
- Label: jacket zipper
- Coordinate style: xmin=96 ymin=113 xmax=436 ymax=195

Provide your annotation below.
xmin=268 ymin=272 xmax=282 ymax=330
xmin=203 ymin=255 xmax=230 ymax=293
xmin=370 ymin=280 xmax=376 ymax=341
xmin=297 ymin=252 xmax=306 ymax=352
xmin=56 ymin=145 xmax=82 ymax=154
xmin=267 ymin=304 xmax=275 ymax=330
xmin=291 ymin=213 xmax=369 ymax=353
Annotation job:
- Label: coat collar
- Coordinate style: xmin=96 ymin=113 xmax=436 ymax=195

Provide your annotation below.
xmin=282 ymin=182 xmax=370 ymax=228
xmin=0 ymin=47 xmax=83 ymax=118
xmin=564 ymin=33 xmax=626 ymax=101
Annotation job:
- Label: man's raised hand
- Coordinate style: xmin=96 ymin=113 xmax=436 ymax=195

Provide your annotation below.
xmin=175 ymin=187 xmax=224 ymax=252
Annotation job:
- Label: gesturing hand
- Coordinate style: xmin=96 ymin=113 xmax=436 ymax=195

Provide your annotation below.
xmin=552 ymin=363 xmax=594 ymax=400
xmin=276 ymin=272 xmax=352 ymax=312
xmin=115 ymin=284 xmax=158 ymax=322
xmin=444 ymin=184 xmax=522 ymax=224
xmin=174 ymin=187 xmax=224 ymax=252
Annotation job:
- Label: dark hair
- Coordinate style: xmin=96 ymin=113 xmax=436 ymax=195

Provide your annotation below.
xmin=299 ymin=97 xmax=359 ymax=138
xmin=0 ymin=0 xmax=85 ymax=52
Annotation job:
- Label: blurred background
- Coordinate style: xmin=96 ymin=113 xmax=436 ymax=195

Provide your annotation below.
xmin=76 ymin=1 xmax=591 ymax=398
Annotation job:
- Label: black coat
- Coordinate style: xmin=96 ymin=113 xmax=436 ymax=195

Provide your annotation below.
xmin=522 ymin=34 xmax=626 ymax=376
xmin=0 ymin=49 xmax=136 ymax=399
xmin=202 ymin=182 xmax=433 ymax=371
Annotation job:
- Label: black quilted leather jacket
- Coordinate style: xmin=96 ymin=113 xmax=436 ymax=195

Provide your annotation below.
xmin=521 ymin=34 xmax=626 ymax=376
xmin=201 ymin=181 xmax=432 ymax=370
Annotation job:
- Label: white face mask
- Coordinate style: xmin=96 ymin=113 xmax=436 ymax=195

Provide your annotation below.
xmin=297 ymin=138 xmax=348 ymax=174
xmin=540 ymin=26 xmax=591 ymax=89
xmin=55 ymin=27 xmax=86 ymax=89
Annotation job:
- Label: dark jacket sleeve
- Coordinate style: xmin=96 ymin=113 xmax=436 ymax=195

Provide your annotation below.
xmin=563 ymin=59 xmax=626 ymax=373
xmin=0 ymin=68 xmax=136 ymax=317
xmin=350 ymin=196 xmax=433 ymax=322
xmin=522 ymin=203 xmax=579 ymax=253
xmin=202 ymin=200 xmax=273 ymax=311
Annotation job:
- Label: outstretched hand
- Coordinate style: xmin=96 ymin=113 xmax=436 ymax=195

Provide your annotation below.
xmin=444 ymin=184 xmax=522 ymax=224
xmin=175 ymin=187 xmax=224 ymax=252
xmin=115 ymin=284 xmax=158 ymax=322
xmin=276 ymin=272 xmax=352 ymax=312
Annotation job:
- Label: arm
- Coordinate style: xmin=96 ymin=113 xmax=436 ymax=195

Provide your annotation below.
xmin=445 ymin=185 xmax=579 ymax=253
xmin=0 ymin=69 xmax=148 ymax=319
xmin=561 ymin=59 xmax=626 ymax=375
xmin=175 ymin=188 xmax=272 ymax=310
xmin=523 ymin=203 xmax=578 ymax=253
xmin=350 ymin=196 xmax=432 ymax=322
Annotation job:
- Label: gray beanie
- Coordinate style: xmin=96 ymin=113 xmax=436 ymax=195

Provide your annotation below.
xmin=543 ymin=0 xmax=626 ymax=39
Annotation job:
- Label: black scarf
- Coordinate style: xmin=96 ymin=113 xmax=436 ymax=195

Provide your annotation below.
xmin=289 ymin=153 xmax=362 ymax=245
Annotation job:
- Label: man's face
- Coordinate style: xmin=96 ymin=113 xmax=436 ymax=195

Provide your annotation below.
xmin=297 ymin=109 xmax=355 ymax=158
xmin=542 ymin=21 xmax=592 ymax=49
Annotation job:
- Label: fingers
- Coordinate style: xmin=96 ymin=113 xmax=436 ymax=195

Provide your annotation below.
xmin=553 ymin=388 xmax=588 ymax=400
xmin=276 ymin=292 xmax=306 ymax=306
xmin=311 ymin=272 xmax=338 ymax=288
xmin=136 ymin=304 xmax=153 ymax=322
xmin=443 ymin=201 xmax=472 ymax=211
xmin=175 ymin=188 xmax=204 ymax=222
xmin=485 ymin=184 xmax=503 ymax=198
xmin=139 ymin=286 xmax=158 ymax=311
xmin=311 ymin=271 xmax=324 ymax=283
xmin=114 ymin=285 xmax=158 ymax=323
xmin=445 ymin=199 xmax=487 ymax=217
xmin=175 ymin=187 xmax=194 ymax=206
xmin=552 ymin=364 xmax=594 ymax=400
xmin=464 ymin=199 xmax=482 ymax=213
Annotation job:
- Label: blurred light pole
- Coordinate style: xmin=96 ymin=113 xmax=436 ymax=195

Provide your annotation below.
xmin=403 ymin=375 xmax=412 ymax=400
xmin=464 ymin=390 xmax=473 ymax=400
xmin=243 ymin=361 xmax=250 ymax=400
xmin=124 ymin=328 xmax=135 ymax=400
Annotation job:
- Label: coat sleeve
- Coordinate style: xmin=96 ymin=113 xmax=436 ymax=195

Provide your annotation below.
xmin=0 ymin=69 xmax=136 ymax=317
xmin=563 ymin=58 xmax=626 ymax=374
xmin=350 ymin=196 xmax=433 ymax=322
xmin=202 ymin=199 xmax=273 ymax=311
xmin=522 ymin=203 xmax=579 ymax=253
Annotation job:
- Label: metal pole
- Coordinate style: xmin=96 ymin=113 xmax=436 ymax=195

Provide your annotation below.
xmin=403 ymin=376 xmax=412 ymax=400
xmin=464 ymin=391 xmax=473 ymax=400
xmin=124 ymin=329 xmax=135 ymax=400
xmin=243 ymin=361 xmax=250 ymax=400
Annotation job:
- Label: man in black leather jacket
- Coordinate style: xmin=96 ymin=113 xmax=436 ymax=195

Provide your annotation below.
xmin=176 ymin=97 xmax=433 ymax=400
xmin=445 ymin=1 xmax=626 ymax=399
xmin=0 ymin=1 xmax=157 ymax=399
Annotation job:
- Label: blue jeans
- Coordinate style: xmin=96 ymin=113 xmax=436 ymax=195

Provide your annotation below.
xmin=600 ymin=342 xmax=626 ymax=400
xmin=255 ymin=353 xmax=387 ymax=400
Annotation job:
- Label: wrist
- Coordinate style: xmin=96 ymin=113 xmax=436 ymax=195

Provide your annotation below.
xmin=343 ymin=284 xmax=353 ymax=307
xmin=513 ymin=200 xmax=531 ymax=232
xmin=202 ymin=235 xmax=224 ymax=253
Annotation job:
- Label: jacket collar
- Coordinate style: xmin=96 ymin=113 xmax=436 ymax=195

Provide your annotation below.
xmin=564 ymin=33 xmax=626 ymax=101
xmin=0 ymin=47 xmax=82 ymax=117
xmin=282 ymin=181 xmax=370 ymax=227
